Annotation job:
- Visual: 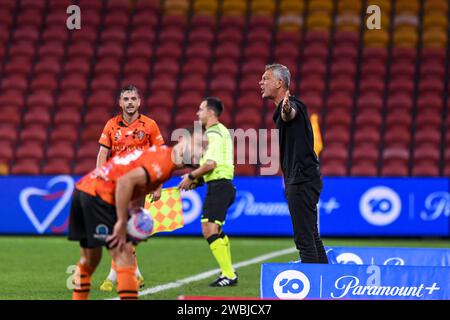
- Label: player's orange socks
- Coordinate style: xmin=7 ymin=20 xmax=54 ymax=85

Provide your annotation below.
xmin=72 ymin=263 xmax=93 ymax=300
xmin=112 ymin=254 xmax=138 ymax=273
xmin=116 ymin=266 xmax=139 ymax=300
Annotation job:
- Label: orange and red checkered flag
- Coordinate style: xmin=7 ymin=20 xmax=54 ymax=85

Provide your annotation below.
xmin=144 ymin=187 xmax=184 ymax=235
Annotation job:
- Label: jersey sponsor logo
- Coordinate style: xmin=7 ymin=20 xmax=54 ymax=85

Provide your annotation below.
xmin=19 ymin=175 xmax=75 ymax=234
xmin=114 ymin=129 xmax=122 ymax=141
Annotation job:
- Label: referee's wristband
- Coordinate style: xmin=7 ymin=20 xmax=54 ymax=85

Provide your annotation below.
xmin=187 ymin=173 xmax=195 ymax=180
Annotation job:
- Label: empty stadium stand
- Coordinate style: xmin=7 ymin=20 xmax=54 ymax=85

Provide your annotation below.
xmin=0 ymin=0 xmax=448 ymax=176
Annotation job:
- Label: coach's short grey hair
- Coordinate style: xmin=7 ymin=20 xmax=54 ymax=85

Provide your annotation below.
xmin=265 ymin=64 xmax=291 ymax=88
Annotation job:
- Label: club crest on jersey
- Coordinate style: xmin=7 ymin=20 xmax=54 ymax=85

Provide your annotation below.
xmin=137 ymin=130 xmax=145 ymax=140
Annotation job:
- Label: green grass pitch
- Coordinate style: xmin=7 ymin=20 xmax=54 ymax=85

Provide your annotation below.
xmin=0 ymin=236 xmax=449 ymax=300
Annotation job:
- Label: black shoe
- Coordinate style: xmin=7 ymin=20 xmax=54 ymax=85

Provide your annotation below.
xmin=209 ymin=275 xmax=238 ymax=287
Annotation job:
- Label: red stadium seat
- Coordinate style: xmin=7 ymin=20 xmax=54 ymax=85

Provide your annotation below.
xmin=177 ymin=92 xmax=203 ymax=110
xmin=331 ymin=60 xmax=358 ymax=78
xmin=34 ymin=58 xmax=62 ymax=76
xmin=132 ymin=12 xmax=158 ymax=28
xmin=321 ymin=161 xmax=347 ymax=176
xmin=381 ymin=162 xmax=409 ymax=176
xmin=11 ymin=160 xmax=40 ymax=175
xmin=328 ymin=76 xmax=355 ymax=95
xmin=15 ymin=142 xmax=44 ymax=160
xmin=179 ymin=75 xmax=206 ymax=94
xmin=49 ymin=124 xmax=78 ymax=143
xmin=146 ymin=93 xmax=174 ymax=110
xmin=94 ymin=58 xmax=121 ymax=77
xmin=38 ymin=41 xmax=65 ymax=58
xmin=414 ymin=128 xmax=441 ymax=147
xmin=100 ymin=28 xmax=127 ymax=44
xmin=46 ymin=142 xmax=75 ymax=160
xmin=354 ymin=127 xmax=381 ymax=145
xmin=214 ymin=42 xmax=241 ymax=61
xmin=324 ymin=127 xmax=351 ymax=146
xmin=71 ymin=23 xmax=98 ymax=42
xmin=217 ymin=28 xmax=243 ymax=45
xmin=1 ymin=75 xmax=28 ymax=92
xmin=127 ymin=42 xmax=153 ymax=60
xmin=210 ymin=76 xmax=237 ymax=95
xmin=42 ymin=159 xmax=72 ymax=175
xmin=236 ymin=94 xmax=264 ymax=110
xmin=73 ymin=158 xmax=96 ymax=175
xmin=150 ymin=76 xmax=177 ymax=93
xmin=23 ymin=108 xmax=51 ymax=127
xmin=211 ymin=59 xmax=239 ymax=77
xmin=352 ymin=143 xmax=379 ymax=165
xmin=153 ymin=59 xmax=180 ymax=77
xmin=384 ymin=127 xmax=411 ymax=147
xmin=186 ymin=43 xmax=212 ymax=61
xmin=53 ymin=109 xmax=82 ymax=126
xmin=30 ymin=75 xmax=58 ymax=92
xmin=9 ymin=42 xmax=36 ymax=59
xmin=388 ymin=78 xmax=414 ymax=95
xmin=350 ymin=163 xmax=378 ymax=176
xmin=0 ymin=124 xmax=18 ymax=144
xmin=0 ymin=142 xmax=14 ymax=163
xmin=362 ymin=47 xmax=388 ymax=63
xmin=386 ymin=93 xmax=413 ymax=111
xmin=188 ymin=28 xmax=215 ymax=44
xmin=412 ymin=163 xmax=439 ymax=177
xmin=19 ymin=125 xmax=48 ymax=144
xmin=67 ymin=42 xmax=95 ymax=59
xmin=84 ymin=109 xmax=112 ymax=127
xmin=332 ymin=45 xmax=358 ymax=62
xmin=181 ymin=59 xmax=209 ymax=76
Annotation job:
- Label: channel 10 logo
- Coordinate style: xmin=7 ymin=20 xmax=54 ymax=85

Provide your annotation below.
xmin=273 ymin=270 xmax=311 ymax=299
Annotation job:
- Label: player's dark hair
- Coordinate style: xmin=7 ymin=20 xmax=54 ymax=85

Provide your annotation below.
xmin=120 ymin=85 xmax=140 ymax=98
xmin=205 ymin=97 xmax=224 ymax=117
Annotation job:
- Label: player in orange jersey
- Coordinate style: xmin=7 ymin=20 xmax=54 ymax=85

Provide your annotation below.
xmin=68 ymin=129 xmax=204 ymax=300
xmin=96 ymin=85 xmax=165 ymax=291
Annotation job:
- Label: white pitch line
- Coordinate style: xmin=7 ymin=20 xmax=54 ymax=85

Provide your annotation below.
xmin=107 ymin=246 xmax=297 ymax=300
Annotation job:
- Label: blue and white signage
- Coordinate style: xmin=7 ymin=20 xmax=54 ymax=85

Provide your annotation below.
xmin=319 ymin=178 xmax=450 ymax=236
xmin=326 ymin=246 xmax=450 ymax=266
xmin=261 ymin=263 xmax=450 ymax=300
xmin=0 ymin=176 xmax=449 ymax=236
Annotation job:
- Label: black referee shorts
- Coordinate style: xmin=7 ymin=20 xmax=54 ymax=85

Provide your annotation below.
xmin=68 ymin=189 xmax=135 ymax=249
xmin=201 ymin=179 xmax=236 ymax=226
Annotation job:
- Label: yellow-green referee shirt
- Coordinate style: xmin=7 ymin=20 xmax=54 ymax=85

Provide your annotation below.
xmin=200 ymin=123 xmax=234 ymax=182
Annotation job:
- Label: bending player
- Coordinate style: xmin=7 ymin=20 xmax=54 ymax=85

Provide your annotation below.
xmin=68 ymin=129 xmax=204 ymax=300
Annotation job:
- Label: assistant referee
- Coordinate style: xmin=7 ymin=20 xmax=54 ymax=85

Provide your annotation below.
xmin=178 ymin=97 xmax=237 ymax=287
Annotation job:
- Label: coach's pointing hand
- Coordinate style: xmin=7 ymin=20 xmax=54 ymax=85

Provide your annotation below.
xmin=281 ymin=90 xmax=291 ymax=114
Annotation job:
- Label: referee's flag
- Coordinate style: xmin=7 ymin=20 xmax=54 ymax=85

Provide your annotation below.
xmin=144 ymin=187 xmax=184 ymax=235
xmin=310 ymin=113 xmax=323 ymax=157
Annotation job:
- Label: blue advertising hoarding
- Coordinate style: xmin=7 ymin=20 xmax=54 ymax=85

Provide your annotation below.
xmin=0 ymin=175 xmax=448 ymax=236
xmin=326 ymin=246 xmax=450 ymax=266
xmin=260 ymin=263 xmax=450 ymax=300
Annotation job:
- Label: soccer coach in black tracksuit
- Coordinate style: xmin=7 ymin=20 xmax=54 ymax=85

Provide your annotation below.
xmin=259 ymin=63 xmax=328 ymax=264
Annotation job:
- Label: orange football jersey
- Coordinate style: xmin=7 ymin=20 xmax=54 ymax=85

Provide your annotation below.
xmin=76 ymin=145 xmax=176 ymax=205
xmin=98 ymin=114 xmax=165 ymax=156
